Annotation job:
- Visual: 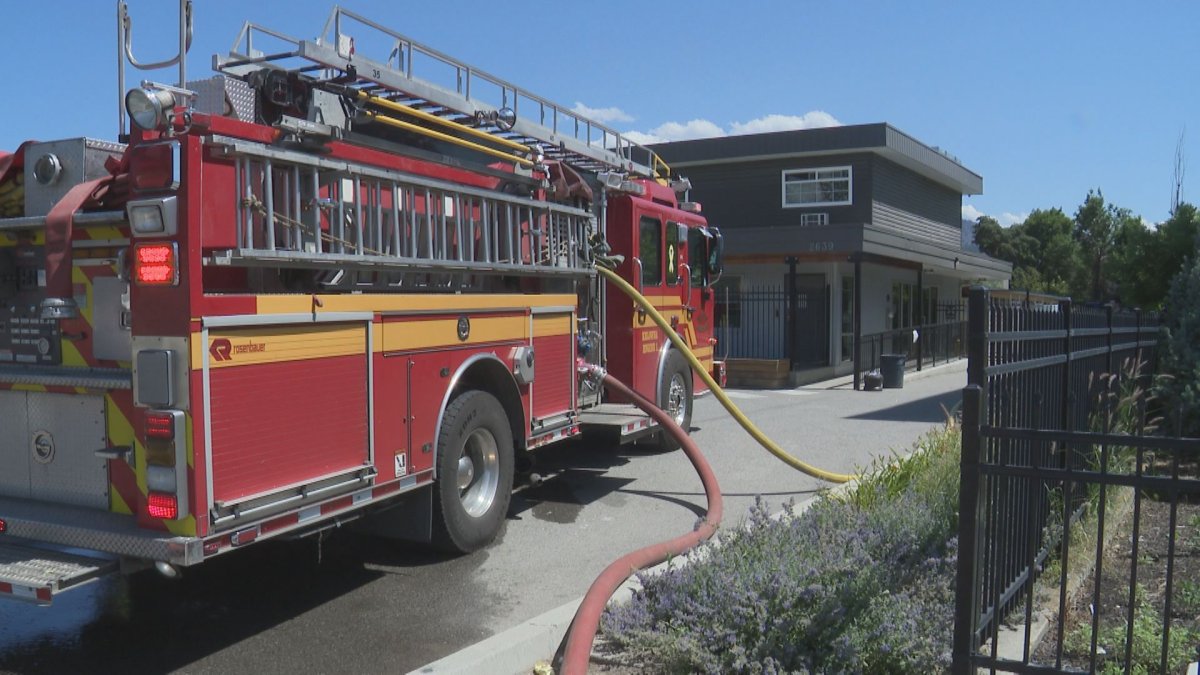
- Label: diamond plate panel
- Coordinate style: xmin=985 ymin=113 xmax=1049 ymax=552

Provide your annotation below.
xmin=190 ymin=76 xmax=255 ymax=123
xmin=0 ymin=391 xmax=31 ymax=499
xmin=26 ymin=392 xmax=108 ymax=509
xmin=0 ymin=541 xmax=116 ymax=593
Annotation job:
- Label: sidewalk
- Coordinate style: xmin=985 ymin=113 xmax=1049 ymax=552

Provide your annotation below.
xmin=409 ymin=359 xmax=968 ymax=675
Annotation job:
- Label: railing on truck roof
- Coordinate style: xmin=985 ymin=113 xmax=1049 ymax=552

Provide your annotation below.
xmin=214 ymin=6 xmax=670 ymax=182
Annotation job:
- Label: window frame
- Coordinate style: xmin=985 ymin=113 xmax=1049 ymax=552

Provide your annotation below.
xmin=665 ymin=221 xmax=681 ymax=287
xmin=639 ymin=216 xmax=663 ymax=287
xmin=781 ymin=166 xmax=853 ymax=208
xmin=799 ymin=212 xmax=829 ymax=227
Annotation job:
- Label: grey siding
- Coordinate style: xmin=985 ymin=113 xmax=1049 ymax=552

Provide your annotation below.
xmin=870 ymin=155 xmax=962 ymax=247
xmin=673 ymin=153 xmax=875 ymax=231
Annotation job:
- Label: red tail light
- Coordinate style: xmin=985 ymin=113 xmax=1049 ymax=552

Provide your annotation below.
xmin=145 ymin=411 xmax=175 ymax=439
xmin=133 ymin=243 xmax=179 ymax=286
xmin=147 ymin=492 xmax=178 ymax=519
xmin=0 ymin=517 xmax=7 ymax=534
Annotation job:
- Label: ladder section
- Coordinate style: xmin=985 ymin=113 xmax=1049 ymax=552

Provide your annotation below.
xmin=216 ymin=7 xmax=669 ymax=181
xmin=205 ymin=136 xmax=595 ymax=281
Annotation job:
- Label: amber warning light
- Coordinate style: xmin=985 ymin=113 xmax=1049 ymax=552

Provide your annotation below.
xmin=133 ymin=243 xmax=179 ymax=286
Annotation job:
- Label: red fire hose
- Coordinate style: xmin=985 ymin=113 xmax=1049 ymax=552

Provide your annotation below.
xmin=557 ymin=370 xmax=723 ymax=675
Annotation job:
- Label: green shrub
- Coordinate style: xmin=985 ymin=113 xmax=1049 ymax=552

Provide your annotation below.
xmin=602 ymin=425 xmax=962 ymax=674
xmin=1063 ymin=584 xmax=1199 ymax=673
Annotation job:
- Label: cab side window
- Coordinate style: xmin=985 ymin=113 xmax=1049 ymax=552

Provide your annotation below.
xmin=639 ymin=217 xmax=662 ymax=286
xmin=666 ymin=222 xmax=681 ymax=286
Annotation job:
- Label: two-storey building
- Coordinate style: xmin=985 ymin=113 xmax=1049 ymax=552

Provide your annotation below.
xmin=652 ymin=123 xmax=1010 ymax=386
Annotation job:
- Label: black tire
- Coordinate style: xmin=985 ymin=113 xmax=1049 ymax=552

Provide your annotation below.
xmin=651 ymin=350 xmax=693 ymax=451
xmin=431 ymin=390 xmax=515 ymax=553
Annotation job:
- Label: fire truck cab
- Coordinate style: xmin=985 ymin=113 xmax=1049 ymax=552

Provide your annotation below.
xmin=0 ymin=3 xmax=723 ymax=603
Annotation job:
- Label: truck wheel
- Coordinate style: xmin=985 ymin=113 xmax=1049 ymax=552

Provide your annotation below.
xmin=652 ymin=350 xmax=693 ymax=451
xmin=432 ymin=390 xmax=514 ymax=553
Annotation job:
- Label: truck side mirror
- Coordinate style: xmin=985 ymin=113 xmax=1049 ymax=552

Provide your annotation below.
xmin=707 ymin=227 xmax=724 ymax=284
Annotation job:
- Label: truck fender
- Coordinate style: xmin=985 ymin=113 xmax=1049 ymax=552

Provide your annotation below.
xmin=431 ymin=352 xmax=525 ymax=481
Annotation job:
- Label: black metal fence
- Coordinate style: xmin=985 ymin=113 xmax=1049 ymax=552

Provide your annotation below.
xmin=952 ymin=288 xmax=1200 ymax=673
xmin=859 ymin=319 xmax=967 ymax=374
xmin=716 ymin=285 xmax=787 ymax=359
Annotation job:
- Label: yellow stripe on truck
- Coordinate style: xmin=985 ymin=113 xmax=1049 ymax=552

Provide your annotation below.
xmin=533 ymin=314 xmax=572 ymax=338
xmin=255 ymin=292 xmax=577 ymax=315
xmin=195 ymin=324 xmax=367 ymax=369
xmin=382 ymin=315 xmax=527 ymax=352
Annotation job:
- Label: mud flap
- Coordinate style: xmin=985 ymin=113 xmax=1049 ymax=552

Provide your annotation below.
xmin=347 ymin=486 xmax=433 ymax=544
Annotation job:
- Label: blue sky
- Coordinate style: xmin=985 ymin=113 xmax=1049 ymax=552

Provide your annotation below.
xmin=2 ymin=2 xmax=1196 ymax=226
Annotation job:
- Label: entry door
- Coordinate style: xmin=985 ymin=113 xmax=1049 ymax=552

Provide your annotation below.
xmin=790 ymin=274 xmax=829 ymax=368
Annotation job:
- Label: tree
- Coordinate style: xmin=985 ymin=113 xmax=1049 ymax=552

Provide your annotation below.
xmin=1158 ymin=254 xmax=1200 ymax=435
xmin=1108 ymin=215 xmax=1154 ymax=307
xmin=972 ymin=215 xmax=1008 ymax=259
xmin=1020 ymin=208 xmax=1080 ymax=295
xmin=1171 ymin=128 xmax=1186 ymax=215
xmin=1073 ymin=189 xmax=1128 ymax=301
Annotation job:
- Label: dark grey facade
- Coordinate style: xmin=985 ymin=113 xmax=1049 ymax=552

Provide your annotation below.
xmin=650 ymin=122 xmax=1011 ymax=386
xmin=651 ymin=123 xmax=1000 ymax=275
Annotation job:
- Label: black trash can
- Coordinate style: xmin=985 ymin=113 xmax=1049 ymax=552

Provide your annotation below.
xmin=880 ymin=354 xmax=906 ymax=389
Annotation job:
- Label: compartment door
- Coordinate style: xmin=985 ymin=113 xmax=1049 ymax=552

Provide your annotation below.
xmin=205 ymin=322 xmax=371 ymax=508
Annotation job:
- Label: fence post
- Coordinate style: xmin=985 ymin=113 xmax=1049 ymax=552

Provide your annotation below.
xmin=1060 ymin=299 xmax=1073 ymax=432
xmin=953 ymin=383 xmax=985 ymax=673
xmin=966 ymin=287 xmax=988 ymax=387
xmin=785 ymin=257 xmax=798 ymax=369
xmin=1134 ymin=307 xmax=1143 ymax=380
xmin=853 ymin=253 xmax=862 ymax=390
xmin=917 ymin=266 xmax=924 ymax=372
xmin=1105 ymin=303 xmax=1114 ymax=377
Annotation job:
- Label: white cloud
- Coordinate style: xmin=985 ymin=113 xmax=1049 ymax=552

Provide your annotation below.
xmin=961 ymin=204 xmax=1028 ymax=227
xmin=623 ymin=119 xmax=726 ymax=144
xmin=622 ymin=130 xmax=667 ymax=145
xmin=624 ymin=110 xmax=841 ymax=145
xmin=728 ymin=112 xmax=841 ymax=135
xmin=571 ymin=102 xmax=633 ymax=124
xmin=997 ymin=212 xmax=1028 ymax=227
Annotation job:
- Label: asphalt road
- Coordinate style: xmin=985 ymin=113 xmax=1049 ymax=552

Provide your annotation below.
xmin=0 ymin=364 xmax=964 ymax=675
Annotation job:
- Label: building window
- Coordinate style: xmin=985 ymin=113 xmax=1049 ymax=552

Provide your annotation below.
xmin=921 ymin=286 xmax=938 ymax=325
xmin=891 ymin=281 xmax=917 ymax=329
xmin=782 ymin=167 xmax=852 ymax=208
xmin=840 ymin=275 xmax=854 ymax=362
xmin=799 ymin=212 xmax=829 ymax=227
xmin=639 ymin=216 xmax=662 ymax=287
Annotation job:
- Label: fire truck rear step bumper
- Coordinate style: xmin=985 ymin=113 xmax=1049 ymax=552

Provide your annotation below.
xmin=0 ymin=496 xmax=201 ymax=566
xmin=578 ymin=403 xmax=658 ymax=442
xmin=0 ymin=539 xmax=118 ymax=605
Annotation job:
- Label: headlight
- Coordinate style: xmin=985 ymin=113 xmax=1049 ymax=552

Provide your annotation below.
xmin=125 ymin=88 xmax=177 ymax=131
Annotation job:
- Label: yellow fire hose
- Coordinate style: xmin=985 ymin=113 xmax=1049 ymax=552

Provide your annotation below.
xmin=596 ymin=265 xmax=857 ymax=484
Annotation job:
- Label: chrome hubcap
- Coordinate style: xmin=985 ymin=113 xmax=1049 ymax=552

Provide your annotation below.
xmin=457 ymin=428 xmax=500 ymax=517
xmin=667 ymin=373 xmax=688 ymax=426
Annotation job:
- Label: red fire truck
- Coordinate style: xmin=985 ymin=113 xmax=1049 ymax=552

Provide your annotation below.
xmin=0 ymin=4 xmax=724 ymax=603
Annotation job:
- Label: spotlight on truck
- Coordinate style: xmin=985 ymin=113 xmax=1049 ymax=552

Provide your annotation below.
xmin=126 ymin=88 xmax=177 ymax=131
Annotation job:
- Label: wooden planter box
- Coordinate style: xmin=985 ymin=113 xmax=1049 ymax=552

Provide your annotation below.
xmin=725 ymin=358 xmax=790 ymax=389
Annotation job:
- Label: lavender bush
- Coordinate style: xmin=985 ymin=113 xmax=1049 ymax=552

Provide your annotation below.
xmin=602 ymin=426 xmax=961 ymax=674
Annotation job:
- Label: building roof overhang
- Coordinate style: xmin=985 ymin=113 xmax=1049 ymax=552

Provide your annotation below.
xmin=651 ymin=123 xmax=983 ymax=196
xmin=720 ymin=223 xmax=1011 ymax=281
